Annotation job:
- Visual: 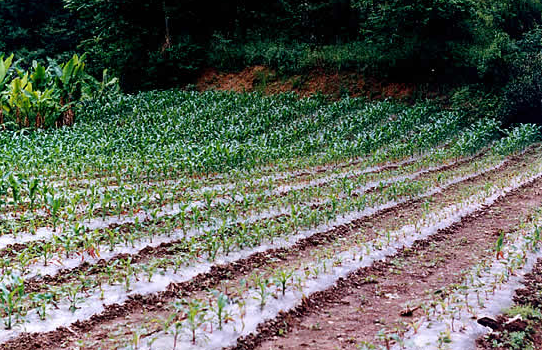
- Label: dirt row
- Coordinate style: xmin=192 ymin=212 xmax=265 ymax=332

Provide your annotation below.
xmin=18 ymin=148 xmax=514 ymax=296
xmin=476 ymin=259 xmax=542 ymax=349
xmin=0 ymin=150 xmax=539 ymax=349
xmin=249 ymin=173 xmax=542 ymax=350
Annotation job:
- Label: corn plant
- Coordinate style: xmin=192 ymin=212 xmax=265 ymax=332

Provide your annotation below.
xmin=8 ymin=174 xmax=21 ymax=207
xmin=251 ymin=274 xmax=271 ymax=310
xmin=495 ymin=230 xmax=505 ymax=260
xmin=0 ymin=274 xmax=25 ymax=330
xmin=273 ymin=268 xmax=294 ymax=296
xmin=63 ymin=283 xmax=84 ymax=313
xmin=47 ymin=194 xmax=63 ymax=230
xmin=177 ymin=298 xmax=207 ymax=345
xmin=210 ymin=291 xmax=231 ymax=331
xmin=30 ymin=292 xmax=55 ymax=321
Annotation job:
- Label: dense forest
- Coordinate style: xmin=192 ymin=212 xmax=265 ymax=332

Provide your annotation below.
xmin=1 ymin=0 xmax=542 ymax=123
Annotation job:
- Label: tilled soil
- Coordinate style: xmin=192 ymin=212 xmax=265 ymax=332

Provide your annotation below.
xmin=476 ymin=260 xmax=542 ymax=350
xmin=16 ymin=150 xmax=504 ymax=294
xmin=238 ymin=172 xmax=542 ymax=350
xmin=1 ymin=149 xmax=540 ymax=350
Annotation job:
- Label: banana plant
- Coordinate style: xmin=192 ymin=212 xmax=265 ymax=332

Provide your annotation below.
xmin=29 ymin=61 xmax=49 ymax=92
xmin=5 ymin=73 xmax=31 ymax=128
xmin=50 ymin=54 xmax=88 ymax=127
xmin=24 ymin=87 xmax=59 ymax=129
xmin=89 ymin=68 xmax=119 ymax=100
xmin=0 ymin=54 xmax=14 ymax=126
xmin=0 ymin=54 xmax=109 ymax=129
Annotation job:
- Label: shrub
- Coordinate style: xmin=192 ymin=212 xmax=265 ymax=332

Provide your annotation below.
xmin=493 ymin=123 xmax=541 ymax=155
xmin=450 ymin=85 xmax=502 ymax=124
xmin=501 ymin=52 xmax=542 ymax=125
xmin=147 ymin=39 xmax=204 ymax=89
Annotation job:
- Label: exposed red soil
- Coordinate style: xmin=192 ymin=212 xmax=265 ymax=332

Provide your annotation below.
xmin=196 ymin=66 xmax=421 ymax=101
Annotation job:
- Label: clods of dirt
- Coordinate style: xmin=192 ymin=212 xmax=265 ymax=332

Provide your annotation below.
xmin=195 ymin=66 xmax=420 ymax=101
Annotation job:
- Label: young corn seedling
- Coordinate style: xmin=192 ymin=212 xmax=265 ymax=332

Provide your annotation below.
xmin=527 ymin=225 xmax=542 ymax=251
xmin=178 ymin=298 xmax=208 ymax=345
xmin=142 ymin=261 xmax=159 ymax=282
xmin=47 ymin=194 xmax=62 ymax=230
xmin=273 ymin=268 xmax=294 ymax=296
xmin=152 ymin=313 xmax=178 ymax=350
xmin=437 ymin=328 xmax=452 ymax=349
xmin=30 ymin=292 xmax=55 ymax=321
xmin=63 ymin=282 xmax=84 ymax=313
xmin=252 ymin=274 xmax=271 ymax=311
xmin=376 ymin=328 xmax=393 ymax=350
xmin=120 ymin=257 xmax=136 ymax=292
xmin=40 ymin=241 xmax=55 ymax=266
xmin=495 ymin=230 xmax=505 ymax=260
xmin=210 ymin=290 xmax=232 ymax=331
xmin=8 ymin=174 xmax=21 ymax=207
xmin=27 ymin=178 xmax=39 ymax=212
xmin=0 ymin=274 xmax=25 ymax=330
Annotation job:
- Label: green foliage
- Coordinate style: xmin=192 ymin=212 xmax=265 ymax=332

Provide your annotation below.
xmin=501 ymin=52 xmax=542 ymax=125
xmin=0 ymin=0 xmax=85 ymax=63
xmin=208 ymin=39 xmax=373 ymax=74
xmin=505 ymin=331 xmax=531 ymax=350
xmin=64 ymin=0 xmax=206 ymax=91
xmin=0 ymin=54 xmax=116 ymax=129
xmin=494 ymin=124 xmax=542 ymax=155
xmin=450 ymin=85 xmax=503 ymax=124
xmin=0 ymin=0 xmax=541 ymax=108
xmin=355 ymin=0 xmax=477 ymax=77
xmin=0 ymin=90 xmax=495 ymax=180
xmin=505 ymin=305 xmax=542 ymax=320
xmin=0 ymin=274 xmax=25 ymax=330
xmin=453 ymin=118 xmax=501 ymax=156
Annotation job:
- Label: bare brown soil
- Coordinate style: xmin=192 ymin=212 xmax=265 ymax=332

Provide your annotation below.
xmin=2 ymin=149 xmax=540 ymax=350
xmin=196 ymin=66 xmax=422 ymax=101
xmin=237 ymin=173 xmax=542 ymax=350
xmin=476 ymin=259 xmax=542 ymax=350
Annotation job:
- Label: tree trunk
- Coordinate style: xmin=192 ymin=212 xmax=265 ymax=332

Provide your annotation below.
xmin=59 ymin=97 xmax=75 ymax=127
xmin=16 ymin=107 xmax=21 ymax=128
xmin=36 ymin=112 xmax=41 ymax=129
xmin=161 ymin=1 xmax=172 ymax=54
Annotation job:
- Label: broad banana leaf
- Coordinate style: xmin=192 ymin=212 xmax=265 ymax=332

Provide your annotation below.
xmin=30 ymin=62 xmax=48 ymax=90
xmin=0 ymin=54 xmax=14 ymax=88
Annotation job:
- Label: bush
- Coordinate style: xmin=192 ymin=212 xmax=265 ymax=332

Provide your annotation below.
xmin=501 ymin=52 xmax=542 ymax=125
xmin=208 ymin=39 xmax=380 ymax=74
xmin=147 ymin=39 xmax=204 ymax=90
xmin=450 ymin=85 xmax=502 ymax=124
